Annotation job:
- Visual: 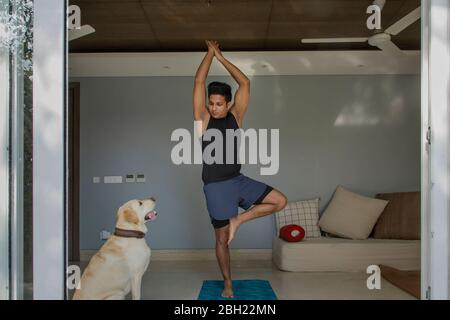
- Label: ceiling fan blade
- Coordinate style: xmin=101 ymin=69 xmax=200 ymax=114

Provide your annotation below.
xmin=301 ymin=37 xmax=368 ymax=44
xmin=69 ymin=25 xmax=95 ymax=41
xmin=375 ymin=40 xmax=403 ymax=55
xmin=385 ymin=7 xmax=421 ymax=35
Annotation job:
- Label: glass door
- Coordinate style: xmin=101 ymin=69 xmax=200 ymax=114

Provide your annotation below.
xmin=0 ymin=0 xmax=10 ymax=301
xmin=0 ymin=0 xmax=34 ymax=300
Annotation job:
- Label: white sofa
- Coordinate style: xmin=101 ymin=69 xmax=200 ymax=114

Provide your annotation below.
xmin=272 ymin=236 xmax=420 ymax=272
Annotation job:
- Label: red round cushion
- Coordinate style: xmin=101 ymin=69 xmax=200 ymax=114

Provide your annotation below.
xmin=279 ymin=224 xmax=305 ymax=242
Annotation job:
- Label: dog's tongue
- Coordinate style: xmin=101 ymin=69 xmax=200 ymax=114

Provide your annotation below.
xmin=145 ymin=210 xmax=157 ymax=221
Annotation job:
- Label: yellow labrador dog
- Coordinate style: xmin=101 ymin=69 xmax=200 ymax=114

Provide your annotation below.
xmin=73 ymin=197 xmax=157 ymax=300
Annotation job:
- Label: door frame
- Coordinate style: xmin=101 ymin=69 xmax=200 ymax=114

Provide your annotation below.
xmin=68 ymin=82 xmax=80 ymax=262
xmin=32 ymin=0 xmax=67 ymax=299
xmin=420 ymin=0 xmax=431 ymax=300
xmin=0 ymin=0 xmax=10 ymax=300
xmin=421 ymin=0 xmax=450 ymax=300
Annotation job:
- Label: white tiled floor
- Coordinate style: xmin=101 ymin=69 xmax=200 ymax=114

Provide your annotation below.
xmin=73 ymin=260 xmax=416 ymax=300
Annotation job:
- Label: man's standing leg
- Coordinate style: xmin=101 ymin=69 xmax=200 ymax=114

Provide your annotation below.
xmin=214 ymin=225 xmax=234 ymax=298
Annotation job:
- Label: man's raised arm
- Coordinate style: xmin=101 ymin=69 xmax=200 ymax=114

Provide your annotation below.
xmin=193 ymin=41 xmax=215 ymax=121
xmin=209 ymin=41 xmax=250 ymax=120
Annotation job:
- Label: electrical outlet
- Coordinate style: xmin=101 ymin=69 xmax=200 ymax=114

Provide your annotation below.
xmin=100 ymin=230 xmax=111 ymax=240
xmin=93 ymin=177 xmax=101 ymax=183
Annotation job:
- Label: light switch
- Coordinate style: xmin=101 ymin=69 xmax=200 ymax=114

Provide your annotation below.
xmin=104 ymin=176 xmax=123 ymax=184
xmin=136 ymin=174 xmax=146 ymax=183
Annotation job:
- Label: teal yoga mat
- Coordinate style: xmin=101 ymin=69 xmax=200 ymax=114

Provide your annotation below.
xmin=197 ymin=280 xmax=277 ymax=300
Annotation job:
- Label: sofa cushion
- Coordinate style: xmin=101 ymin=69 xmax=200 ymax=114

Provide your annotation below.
xmin=372 ymin=192 xmax=420 ymax=240
xmin=318 ymin=185 xmax=388 ymax=240
xmin=275 ymin=198 xmax=321 ymax=239
xmin=272 ymin=236 xmax=420 ymax=272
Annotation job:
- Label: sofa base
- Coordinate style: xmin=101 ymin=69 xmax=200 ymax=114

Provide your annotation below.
xmin=273 ymin=236 xmax=420 ymax=272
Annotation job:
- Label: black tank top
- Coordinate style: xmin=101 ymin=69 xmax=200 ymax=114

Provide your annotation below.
xmin=202 ymin=112 xmax=241 ymax=184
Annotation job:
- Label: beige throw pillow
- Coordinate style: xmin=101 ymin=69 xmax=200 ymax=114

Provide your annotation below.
xmin=318 ymin=185 xmax=388 ymax=240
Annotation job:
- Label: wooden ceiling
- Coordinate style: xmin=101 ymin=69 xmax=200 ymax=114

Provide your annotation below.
xmin=69 ymin=0 xmax=421 ymax=53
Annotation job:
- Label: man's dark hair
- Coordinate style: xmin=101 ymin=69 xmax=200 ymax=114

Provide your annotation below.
xmin=207 ymin=81 xmax=232 ymax=102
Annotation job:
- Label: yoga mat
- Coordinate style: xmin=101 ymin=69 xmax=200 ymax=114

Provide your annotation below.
xmin=198 ymin=279 xmax=277 ymax=300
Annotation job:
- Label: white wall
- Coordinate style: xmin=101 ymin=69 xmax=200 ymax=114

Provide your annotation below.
xmin=71 ymin=74 xmax=421 ymax=250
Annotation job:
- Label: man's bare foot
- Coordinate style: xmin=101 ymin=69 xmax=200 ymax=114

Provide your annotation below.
xmin=222 ymin=280 xmax=234 ymax=298
xmin=228 ymin=216 xmax=241 ymax=245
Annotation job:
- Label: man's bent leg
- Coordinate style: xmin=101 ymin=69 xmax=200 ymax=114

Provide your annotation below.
xmin=228 ymin=189 xmax=287 ymax=244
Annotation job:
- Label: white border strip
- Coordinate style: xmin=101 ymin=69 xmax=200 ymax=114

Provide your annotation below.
xmin=33 ymin=0 xmax=66 ymax=300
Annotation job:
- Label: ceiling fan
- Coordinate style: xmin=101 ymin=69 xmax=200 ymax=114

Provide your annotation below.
xmin=301 ymin=0 xmax=420 ymax=55
xmin=69 ymin=25 xmax=95 ymax=41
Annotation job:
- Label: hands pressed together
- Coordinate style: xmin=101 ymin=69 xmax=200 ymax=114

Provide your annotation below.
xmin=205 ymin=40 xmax=223 ymax=59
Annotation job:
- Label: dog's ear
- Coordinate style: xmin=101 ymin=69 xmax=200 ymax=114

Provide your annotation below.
xmin=122 ymin=208 xmax=139 ymax=225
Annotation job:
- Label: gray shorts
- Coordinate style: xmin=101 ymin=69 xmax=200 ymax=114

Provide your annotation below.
xmin=203 ymin=174 xmax=273 ymax=229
